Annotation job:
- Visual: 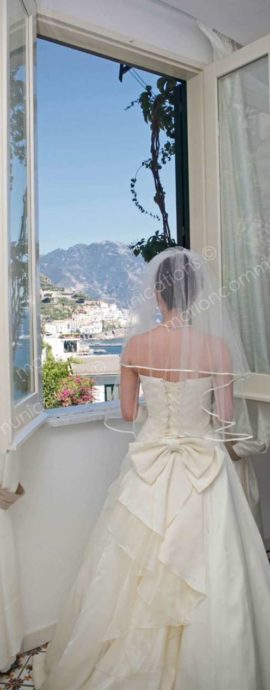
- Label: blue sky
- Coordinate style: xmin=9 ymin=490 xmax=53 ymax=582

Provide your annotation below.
xmin=37 ymin=39 xmax=177 ymax=255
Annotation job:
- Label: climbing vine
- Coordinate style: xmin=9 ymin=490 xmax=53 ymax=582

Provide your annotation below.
xmin=127 ymin=77 xmax=178 ymax=261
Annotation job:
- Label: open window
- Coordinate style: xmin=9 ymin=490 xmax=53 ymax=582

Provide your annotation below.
xmin=37 ymin=38 xmax=189 ymax=411
xmin=188 ymin=33 xmax=270 ymax=404
xmin=1 ymin=3 xmax=269 ymax=451
xmin=0 ymin=0 xmax=45 ymax=453
xmin=0 ymin=2 xmax=193 ymax=448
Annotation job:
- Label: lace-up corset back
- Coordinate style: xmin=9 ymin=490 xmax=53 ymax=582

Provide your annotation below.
xmin=139 ymin=374 xmax=213 ymax=438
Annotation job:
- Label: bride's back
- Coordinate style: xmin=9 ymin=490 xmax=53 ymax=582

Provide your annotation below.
xmin=125 ymin=325 xmax=228 ymax=383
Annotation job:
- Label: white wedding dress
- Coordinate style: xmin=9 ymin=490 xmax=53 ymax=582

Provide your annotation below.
xmin=33 ymin=374 xmax=270 ymax=690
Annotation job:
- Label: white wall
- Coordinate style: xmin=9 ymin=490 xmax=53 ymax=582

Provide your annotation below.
xmin=37 ymin=0 xmax=213 ymax=65
xmin=10 ymin=416 xmax=270 ymax=651
xmin=11 ymin=419 xmax=129 ymax=650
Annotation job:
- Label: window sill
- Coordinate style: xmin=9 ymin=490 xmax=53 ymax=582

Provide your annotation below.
xmin=9 ymin=401 xmax=122 ymax=450
xmin=9 ymin=411 xmax=49 ymax=451
xmin=45 ymin=399 xmax=121 ymax=427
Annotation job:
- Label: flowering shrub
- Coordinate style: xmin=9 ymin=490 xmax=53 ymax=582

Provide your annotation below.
xmin=42 ymin=346 xmax=74 ymax=409
xmin=56 ymin=375 xmax=96 ymax=407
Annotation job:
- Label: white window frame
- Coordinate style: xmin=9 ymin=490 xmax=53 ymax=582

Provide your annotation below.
xmin=36 ymin=10 xmax=204 ymax=81
xmin=188 ymin=33 xmax=270 ymax=404
xmin=0 ymin=0 xmax=46 ymax=454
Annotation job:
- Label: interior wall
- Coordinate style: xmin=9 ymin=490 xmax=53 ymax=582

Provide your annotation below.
xmin=11 ymin=420 xmax=129 ymax=650
xmin=37 ymin=0 xmax=213 ymax=65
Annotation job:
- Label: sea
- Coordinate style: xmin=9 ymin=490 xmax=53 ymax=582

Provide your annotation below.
xmin=89 ymin=338 xmax=123 ymax=355
xmin=15 ymin=334 xmax=124 ymax=366
xmin=13 ymin=305 xmax=124 ymax=372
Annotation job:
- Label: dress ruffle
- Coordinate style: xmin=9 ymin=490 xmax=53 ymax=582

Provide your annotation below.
xmin=96 ymin=437 xmax=225 ymax=654
xmin=33 ymin=436 xmax=225 ymax=690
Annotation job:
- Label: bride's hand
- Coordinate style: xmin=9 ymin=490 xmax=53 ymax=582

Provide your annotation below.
xmin=225 ymin=441 xmax=241 ymax=461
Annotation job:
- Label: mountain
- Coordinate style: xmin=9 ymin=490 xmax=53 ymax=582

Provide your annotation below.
xmin=40 ymin=273 xmax=58 ymax=291
xmin=40 ymin=241 xmax=144 ymax=308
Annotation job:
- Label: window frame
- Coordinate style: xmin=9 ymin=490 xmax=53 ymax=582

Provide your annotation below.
xmin=0 ymin=0 xmax=45 ymax=454
xmin=3 ymin=5 xmax=268 ymax=443
xmin=1 ymin=3 xmax=204 ymax=449
xmin=187 ymin=33 xmax=270 ymax=403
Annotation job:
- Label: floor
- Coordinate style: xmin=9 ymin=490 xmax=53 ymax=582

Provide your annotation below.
xmin=0 ymin=644 xmax=49 ymax=689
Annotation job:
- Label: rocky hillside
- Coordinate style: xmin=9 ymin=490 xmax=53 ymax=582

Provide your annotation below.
xmin=40 ymin=241 xmax=144 ymax=308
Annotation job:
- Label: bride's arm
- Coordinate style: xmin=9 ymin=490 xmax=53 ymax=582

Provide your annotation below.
xmin=214 ymin=380 xmax=241 ymax=460
xmin=120 ymin=339 xmax=140 ymax=421
xmin=212 ymin=342 xmax=241 ymax=461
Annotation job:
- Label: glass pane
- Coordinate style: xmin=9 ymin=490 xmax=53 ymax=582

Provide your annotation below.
xmin=9 ymin=0 xmax=34 ymax=401
xmin=218 ymin=57 xmax=270 ymax=373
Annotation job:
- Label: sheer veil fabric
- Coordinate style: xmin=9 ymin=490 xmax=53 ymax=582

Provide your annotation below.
xmin=104 ymin=246 xmax=253 ymax=446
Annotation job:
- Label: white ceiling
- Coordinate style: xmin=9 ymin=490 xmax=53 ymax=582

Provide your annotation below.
xmin=149 ymin=0 xmax=270 ymax=45
xmin=37 ymin=0 xmax=213 ymax=65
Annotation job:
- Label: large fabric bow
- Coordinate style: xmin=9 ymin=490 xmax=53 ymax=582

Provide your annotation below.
xmin=118 ymin=435 xmax=225 ymax=535
xmin=129 ymin=435 xmax=224 ymax=490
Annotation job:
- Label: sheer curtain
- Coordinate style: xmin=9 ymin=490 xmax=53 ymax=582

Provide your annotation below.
xmin=199 ymin=24 xmax=270 ymax=376
xmin=199 ymin=24 xmax=270 ymax=535
xmin=218 ymin=58 xmax=270 ymax=374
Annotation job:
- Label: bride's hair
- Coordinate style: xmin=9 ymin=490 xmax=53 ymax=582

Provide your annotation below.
xmin=155 ymin=251 xmax=199 ymax=311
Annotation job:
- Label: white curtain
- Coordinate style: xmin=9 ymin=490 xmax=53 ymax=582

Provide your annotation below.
xmin=198 ymin=24 xmax=270 ymax=536
xmin=199 ymin=24 xmax=270 ymax=376
xmin=0 ymin=449 xmax=24 ymax=672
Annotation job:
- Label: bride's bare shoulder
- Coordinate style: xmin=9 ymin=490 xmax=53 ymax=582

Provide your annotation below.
xmin=120 ymin=328 xmax=159 ymax=364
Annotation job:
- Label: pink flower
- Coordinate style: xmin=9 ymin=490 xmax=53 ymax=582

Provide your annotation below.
xmin=56 ymin=375 xmax=96 ymax=407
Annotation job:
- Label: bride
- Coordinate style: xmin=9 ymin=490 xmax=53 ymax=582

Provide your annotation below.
xmin=33 ymin=247 xmax=270 ymax=690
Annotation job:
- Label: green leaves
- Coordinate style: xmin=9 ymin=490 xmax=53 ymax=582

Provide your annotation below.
xmin=130 ymin=167 xmax=160 ymax=220
xmin=129 ymin=231 xmax=176 ymax=262
xmin=126 ymin=75 xmax=179 ymax=257
xmin=42 ymin=345 xmax=96 ymax=409
xmin=42 ymin=345 xmax=73 ymax=408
